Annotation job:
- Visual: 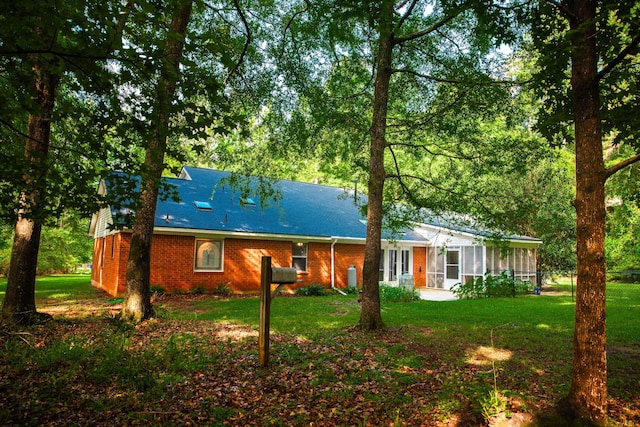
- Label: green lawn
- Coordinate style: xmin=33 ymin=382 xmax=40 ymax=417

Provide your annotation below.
xmin=0 ymin=273 xmax=98 ymax=300
xmin=0 ymin=276 xmax=638 ymax=426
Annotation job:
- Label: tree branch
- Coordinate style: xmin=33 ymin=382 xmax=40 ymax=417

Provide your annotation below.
xmin=596 ymin=32 xmax=640 ymax=82
xmin=395 ymin=0 xmax=419 ymax=32
xmin=545 ymin=0 xmax=577 ymax=21
xmin=392 ymin=7 xmax=462 ymax=46
xmin=280 ymin=0 xmax=310 ymax=58
xmin=605 ymin=153 xmax=640 ymax=179
xmin=226 ymin=0 xmax=251 ymax=82
xmin=391 ymin=67 xmax=527 ymax=85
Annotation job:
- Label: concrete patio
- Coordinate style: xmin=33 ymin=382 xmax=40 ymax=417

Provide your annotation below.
xmin=417 ymin=288 xmax=457 ymax=301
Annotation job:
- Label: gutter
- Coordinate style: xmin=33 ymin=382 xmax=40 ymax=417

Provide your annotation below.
xmin=330 ymin=239 xmax=347 ymax=295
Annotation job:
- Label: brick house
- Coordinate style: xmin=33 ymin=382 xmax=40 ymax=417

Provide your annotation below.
xmin=89 ymin=166 xmax=541 ymax=297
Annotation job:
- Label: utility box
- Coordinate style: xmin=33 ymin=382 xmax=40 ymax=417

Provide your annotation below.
xmin=271 ymin=267 xmax=298 ymax=284
xmin=348 ymin=265 xmax=357 ymax=288
xmin=399 ymin=273 xmax=414 ymax=290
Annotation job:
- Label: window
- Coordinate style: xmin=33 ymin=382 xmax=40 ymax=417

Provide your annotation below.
xmin=388 ymin=249 xmax=397 ymax=281
xmin=463 ymin=246 xmax=484 ymax=284
xmin=379 ymin=250 xmax=385 ymax=282
xmin=401 ymin=250 xmax=410 ymax=274
xmin=292 ymin=242 xmax=307 ymax=272
xmin=446 ymin=249 xmax=460 ymax=280
xmin=194 ymin=239 xmax=223 ymax=271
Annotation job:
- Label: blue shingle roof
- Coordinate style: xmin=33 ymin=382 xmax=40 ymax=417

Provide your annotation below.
xmin=139 ymin=166 xmax=422 ymax=241
xmin=106 ymin=166 xmax=539 ymax=244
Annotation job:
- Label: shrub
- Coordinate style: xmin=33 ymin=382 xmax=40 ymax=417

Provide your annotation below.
xmin=341 ymin=286 xmax=359 ymax=295
xmin=150 ymin=285 xmax=166 ymax=296
xmin=295 ymin=284 xmax=326 ymax=296
xmin=190 ymin=284 xmax=207 ymax=295
xmin=212 ymin=282 xmax=233 ymax=296
xmin=379 ymin=284 xmax=420 ymax=303
xmin=451 ymin=272 xmax=533 ymax=300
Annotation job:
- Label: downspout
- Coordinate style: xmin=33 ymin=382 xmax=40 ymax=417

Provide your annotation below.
xmin=331 ymin=239 xmax=347 ymax=295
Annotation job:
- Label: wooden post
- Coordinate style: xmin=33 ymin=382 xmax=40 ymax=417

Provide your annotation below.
xmin=259 ymin=256 xmax=272 ymax=367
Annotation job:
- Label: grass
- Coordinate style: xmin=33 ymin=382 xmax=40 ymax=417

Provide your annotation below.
xmin=0 ymin=273 xmax=96 ymax=300
xmin=0 ymin=275 xmax=639 ymax=426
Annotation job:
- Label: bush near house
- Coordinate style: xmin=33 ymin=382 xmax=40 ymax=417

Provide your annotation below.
xmin=451 ymin=271 xmax=533 ymax=299
xmin=295 ymin=284 xmax=326 ymax=296
xmin=379 ymin=283 xmax=420 ymax=302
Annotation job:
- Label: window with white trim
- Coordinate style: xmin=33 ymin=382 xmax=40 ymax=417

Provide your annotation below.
xmin=194 ymin=239 xmax=223 ymax=271
xmin=292 ymin=242 xmax=308 ymax=272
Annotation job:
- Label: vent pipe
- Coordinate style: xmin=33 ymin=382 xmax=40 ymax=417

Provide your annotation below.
xmin=353 ymin=178 xmax=358 ymax=206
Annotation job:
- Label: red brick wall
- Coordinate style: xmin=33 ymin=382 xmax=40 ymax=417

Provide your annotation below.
xmin=90 ymin=237 xmax=103 ymax=289
xmin=91 ymin=234 xmax=126 ymax=296
xmin=334 ymin=243 xmax=365 ymax=288
xmin=93 ymin=232 xmax=424 ymax=296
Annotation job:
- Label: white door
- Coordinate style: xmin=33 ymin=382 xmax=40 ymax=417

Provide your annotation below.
xmin=444 ymin=248 xmax=461 ymax=290
xmin=379 ymin=245 xmax=412 ymax=285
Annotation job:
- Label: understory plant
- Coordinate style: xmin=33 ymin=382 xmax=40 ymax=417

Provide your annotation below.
xmin=451 ymin=272 xmax=533 ymax=299
xmin=295 ymin=284 xmax=326 ymax=296
xmin=379 ymin=284 xmax=420 ymax=303
xmin=212 ymin=282 xmax=232 ymax=296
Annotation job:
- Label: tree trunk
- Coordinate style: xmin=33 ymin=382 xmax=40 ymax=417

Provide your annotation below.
xmin=1 ymin=53 xmax=60 ymax=325
xmin=120 ymin=0 xmax=193 ymax=323
xmin=566 ymin=0 xmax=608 ymax=422
xmin=359 ymin=0 xmax=394 ymax=331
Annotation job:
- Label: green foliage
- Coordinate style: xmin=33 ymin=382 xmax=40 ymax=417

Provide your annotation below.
xmin=0 ymin=0 xmax=135 ymax=224
xmin=379 ymin=284 xmax=420 ymax=303
xmin=212 ymin=281 xmax=232 ymax=296
xmin=190 ymin=285 xmax=207 ymax=295
xmin=295 ymin=284 xmax=326 ymax=296
xmin=150 ymin=285 xmax=166 ymax=296
xmin=605 ymin=151 xmax=640 ymax=273
xmin=530 ymin=1 xmax=640 ymax=150
xmin=0 ymin=218 xmax=93 ymax=276
xmin=451 ymin=272 xmax=533 ymax=300
xmin=340 ymin=286 xmax=359 ymax=295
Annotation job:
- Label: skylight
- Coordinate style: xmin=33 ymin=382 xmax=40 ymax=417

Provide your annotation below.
xmin=194 ymin=201 xmax=212 ymax=210
xmin=240 ymin=197 xmax=256 ymax=206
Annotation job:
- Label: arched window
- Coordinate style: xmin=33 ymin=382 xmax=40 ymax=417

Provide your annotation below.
xmin=194 ymin=240 xmax=223 ymax=271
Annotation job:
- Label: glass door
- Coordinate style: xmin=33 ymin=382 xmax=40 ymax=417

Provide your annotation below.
xmin=445 ymin=248 xmax=460 ymax=290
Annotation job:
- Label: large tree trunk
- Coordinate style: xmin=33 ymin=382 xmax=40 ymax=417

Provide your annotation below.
xmin=566 ymin=0 xmax=608 ymax=422
xmin=1 ymin=53 xmax=60 ymax=325
xmin=121 ymin=0 xmax=193 ymax=323
xmin=359 ymin=0 xmax=394 ymax=331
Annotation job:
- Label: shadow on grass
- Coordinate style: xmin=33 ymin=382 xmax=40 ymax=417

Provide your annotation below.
xmin=0 ymin=276 xmax=638 ymax=425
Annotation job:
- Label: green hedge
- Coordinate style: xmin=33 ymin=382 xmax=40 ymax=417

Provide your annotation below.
xmin=451 ymin=272 xmax=533 ymax=299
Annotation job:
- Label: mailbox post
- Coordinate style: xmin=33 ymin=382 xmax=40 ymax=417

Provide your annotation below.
xmin=258 ymin=256 xmax=297 ymax=367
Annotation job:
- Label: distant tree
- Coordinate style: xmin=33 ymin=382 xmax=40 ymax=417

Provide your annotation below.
xmin=37 ymin=217 xmax=93 ymax=274
xmin=605 ymin=147 xmax=640 ymax=274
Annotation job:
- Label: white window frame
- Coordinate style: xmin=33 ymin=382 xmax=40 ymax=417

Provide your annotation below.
xmin=194 ymin=239 xmax=224 ymax=272
xmin=292 ymin=242 xmax=308 ymax=272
